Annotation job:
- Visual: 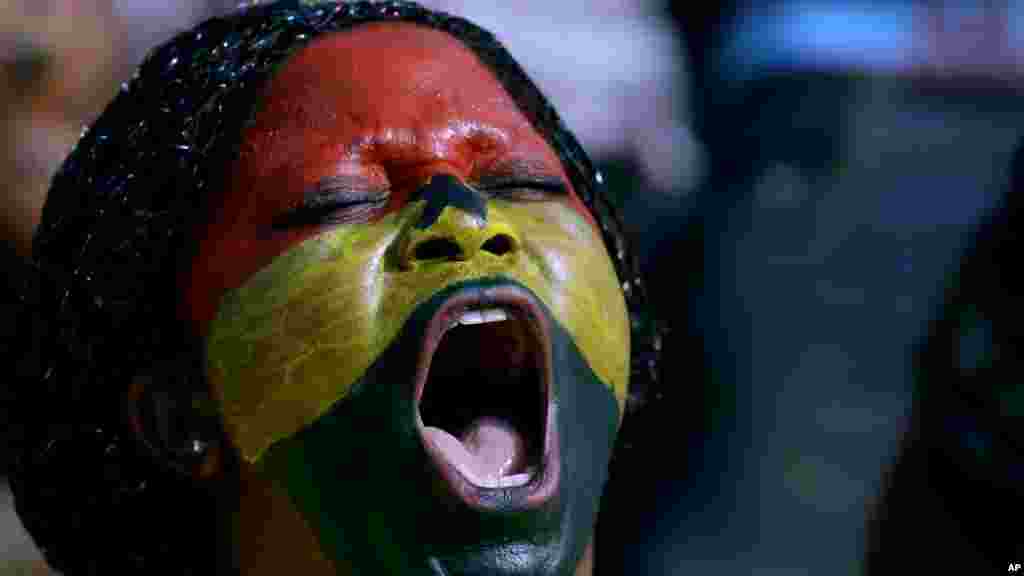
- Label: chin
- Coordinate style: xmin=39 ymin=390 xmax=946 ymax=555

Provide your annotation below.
xmin=256 ymin=278 xmax=620 ymax=575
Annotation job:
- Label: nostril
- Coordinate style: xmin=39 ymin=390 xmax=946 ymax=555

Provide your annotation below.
xmin=414 ymin=237 xmax=464 ymax=261
xmin=480 ymin=233 xmax=515 ymax=256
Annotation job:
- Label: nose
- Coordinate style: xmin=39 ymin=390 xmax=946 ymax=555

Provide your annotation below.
xmin=397 ymin=174 xmax=520 ymax=269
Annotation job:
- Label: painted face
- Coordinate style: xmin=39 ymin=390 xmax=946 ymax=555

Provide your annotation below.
xmin=184 ymin=23 xmax=628 ymax=575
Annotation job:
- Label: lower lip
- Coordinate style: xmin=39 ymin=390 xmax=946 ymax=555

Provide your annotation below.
xmin=413 ymin=284 xmax=560 ymax=511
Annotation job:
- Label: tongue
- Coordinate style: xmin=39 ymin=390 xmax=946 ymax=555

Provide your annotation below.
xmin=423 ymin=416 xmax=530 ymax=488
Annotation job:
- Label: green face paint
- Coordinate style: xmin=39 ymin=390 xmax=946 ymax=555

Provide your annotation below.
xmin=190 ymin=24 xmax=633 ymax=576
xmin=253 ymin=279 xmax=620 ymax=574
xmin=206 ymin=197 xmax=628 ymax=463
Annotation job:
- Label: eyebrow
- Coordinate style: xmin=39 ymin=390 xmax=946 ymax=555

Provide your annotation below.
xmin=474 ymin=158 xmax=568 ymax=193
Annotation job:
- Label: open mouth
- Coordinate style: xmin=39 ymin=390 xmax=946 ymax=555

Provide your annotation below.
xmin=415 ymin=285 xmax=559 ymax=510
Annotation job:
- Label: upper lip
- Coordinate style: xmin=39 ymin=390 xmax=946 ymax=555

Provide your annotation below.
xmin=413 ymin=283 xmax=559 ymax=511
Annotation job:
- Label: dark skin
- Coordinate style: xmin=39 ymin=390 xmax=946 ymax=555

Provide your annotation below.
xmin=181 ymin=23 xmax=626 ymax=575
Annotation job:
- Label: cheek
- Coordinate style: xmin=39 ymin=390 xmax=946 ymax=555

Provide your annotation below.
xmin=514 ymin=202 xmax=615 ymax=294
xmin=184 ymin=223 xmax=329 ymax=333
xmin=504 ymin=202 xmax=630 ymax=407
xmin=203 ymin=200 xmax=630 ymax=460
xmin=205 ymin=222 xmax=400 ymax=462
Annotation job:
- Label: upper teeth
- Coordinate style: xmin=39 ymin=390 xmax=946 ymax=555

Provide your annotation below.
xmin=456 ymin=307 xmax=508 ymax=326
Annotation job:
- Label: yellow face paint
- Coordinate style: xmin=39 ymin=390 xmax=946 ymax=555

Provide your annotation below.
xmin=206 ymin=197 xmax=628 ymax=462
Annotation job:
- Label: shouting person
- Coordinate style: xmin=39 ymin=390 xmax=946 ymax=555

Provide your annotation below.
xmin=10 ymin=2 xmax=663 ymax=574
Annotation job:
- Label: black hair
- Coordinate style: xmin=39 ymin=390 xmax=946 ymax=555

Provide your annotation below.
xmin=9 ymin=1 xmax=664 ymax=573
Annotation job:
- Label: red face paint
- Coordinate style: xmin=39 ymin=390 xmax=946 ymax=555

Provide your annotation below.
xmin=183 ymin=23 xmax=595 ymax=333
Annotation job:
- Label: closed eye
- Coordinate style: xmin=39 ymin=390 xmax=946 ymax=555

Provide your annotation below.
xmin=477 ymin=176 xmax=568 ymax=202
xmin=271 ymin=177 xmax=389 ymax=229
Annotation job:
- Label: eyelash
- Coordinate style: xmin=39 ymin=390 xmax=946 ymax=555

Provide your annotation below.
xmin=321 ymin=198 xmax=389 ymax=225
xmin=480 ymin=181 xmax=567 ymax=201
xmin=271 ymin=193 xmax=388 ymax=230
xmin=273 ymin=179 xmax=564 ymax=230
xmin=486 ymin=188 xmax=554 ymax=202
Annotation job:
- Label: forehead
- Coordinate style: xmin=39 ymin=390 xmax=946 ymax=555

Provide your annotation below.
xmin=185 ymin=22 xmax=579 ymax=330
xmin=245 ymin=22 xmax=557 ymax=173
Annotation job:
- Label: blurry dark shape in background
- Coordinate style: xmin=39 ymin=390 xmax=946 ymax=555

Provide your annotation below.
xmin=865 ymin=141 xmax=1023 ymax=573
xmin=1 ymin=1 xmax=119 ymax=257
xmin=1 ymin=0 xmax=229 ymax=258
xmin=601 ymin=1 xmax=1023 ymax=574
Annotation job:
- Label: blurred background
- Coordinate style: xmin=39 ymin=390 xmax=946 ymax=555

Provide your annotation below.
xmin=2 ymin=0 xmax=1022 ymax=574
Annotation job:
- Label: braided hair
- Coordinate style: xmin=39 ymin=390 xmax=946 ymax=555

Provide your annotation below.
xmin=10 ymin=1 xmax=665 ymax=573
